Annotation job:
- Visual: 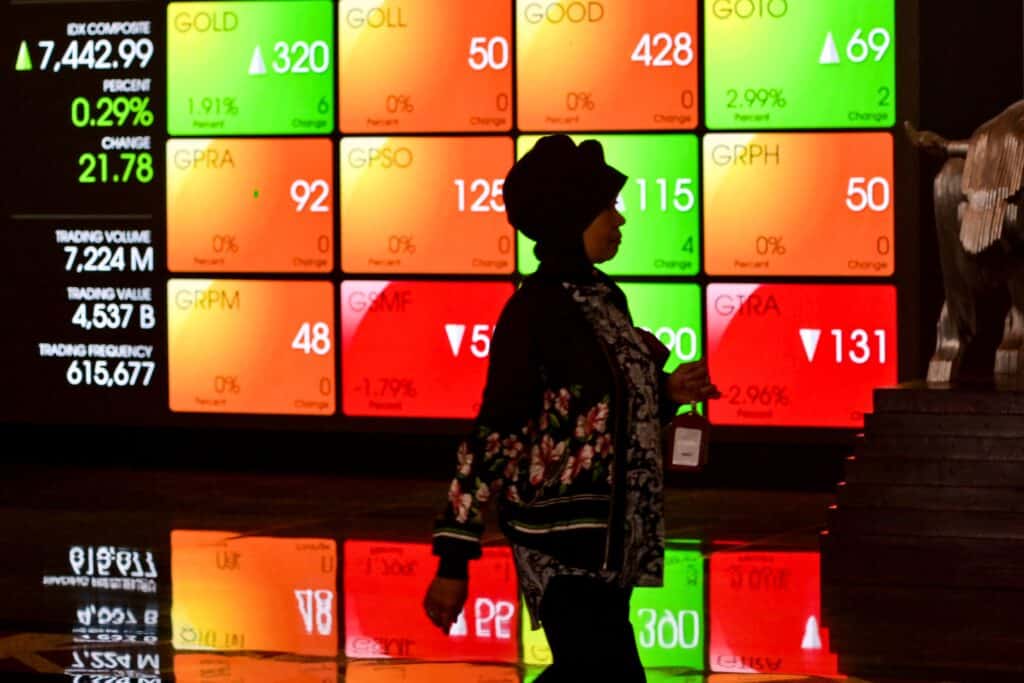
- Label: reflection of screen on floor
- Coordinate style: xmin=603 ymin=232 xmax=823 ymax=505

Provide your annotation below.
xmin=522 ymin=544 xmax=705 ymax=669
xmin=170 ymin=530 xmax=338 ymax=656
xmin=709 ymin=551 xmax=839 ymax=675
xmin=343 ymin=540 xmax=519 ymax=662
xmin=175 ymin=654 xmax=337 ymax=683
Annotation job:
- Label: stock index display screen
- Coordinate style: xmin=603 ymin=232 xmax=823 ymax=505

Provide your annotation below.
xmin=2 ymin=0 xmax=909 ymax=435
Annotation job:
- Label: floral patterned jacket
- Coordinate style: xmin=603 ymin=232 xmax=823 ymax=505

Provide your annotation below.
xmin=432 ymin=270 xmax=676 ymax=576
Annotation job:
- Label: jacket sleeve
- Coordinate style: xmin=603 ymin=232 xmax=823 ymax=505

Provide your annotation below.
xmin=609 ymin=277 xmax=681 ymax=425
xmin=432 ymin=292 xmax=541 ymax=577
xmin=633 ymin=327 xmax=682 ymax=426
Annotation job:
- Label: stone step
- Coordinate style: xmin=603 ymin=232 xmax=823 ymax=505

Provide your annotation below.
xmin=865 ymin=412 xmax=1024 ymax=438
xmin=845 ymin=452 xmax=1024 ymax=484
xmin=821 ymin=583 xmax=1024 ymax=632
xmin=822 ymin=533 xmax=1024 ymax=589
xmin=859 ymin=434 xmax=1024 ymax=459
xmin=873 ymin=381 xmax=1024 ymax=415
xmin=837 ymin=480 xmax=1024 ymax=512
xmin=827 ymin=506 xmax=1024 ymax=540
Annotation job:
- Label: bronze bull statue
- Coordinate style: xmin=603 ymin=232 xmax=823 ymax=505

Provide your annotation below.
xmin=906 ymin=100 xmax=1024 ymax=383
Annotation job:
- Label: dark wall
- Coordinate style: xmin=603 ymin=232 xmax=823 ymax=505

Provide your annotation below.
xmin=915 ymin=1 xmax=1024 ymax=378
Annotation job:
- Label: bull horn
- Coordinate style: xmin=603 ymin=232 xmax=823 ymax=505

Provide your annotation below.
xmin=904 ymin=121 xmax=969 ymax=157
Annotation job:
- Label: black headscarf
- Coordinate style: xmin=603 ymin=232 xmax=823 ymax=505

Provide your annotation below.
xmin=503 ymin=135 xmax=626 ymax=281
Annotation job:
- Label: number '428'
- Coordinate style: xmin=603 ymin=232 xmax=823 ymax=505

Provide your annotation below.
xmin=631 ymin=33 xmax=694 ymax=67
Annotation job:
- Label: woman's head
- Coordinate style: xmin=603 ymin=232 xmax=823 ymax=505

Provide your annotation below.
xmin=502 ymin=135 xmax=627 ymax=267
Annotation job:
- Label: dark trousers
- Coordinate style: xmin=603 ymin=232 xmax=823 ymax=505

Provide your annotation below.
xmin=535 ymin=575 xmax=646 ymax=683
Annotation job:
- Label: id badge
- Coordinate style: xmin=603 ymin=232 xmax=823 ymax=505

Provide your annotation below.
xmin=664 ymin=411 xmax=709 ymax=472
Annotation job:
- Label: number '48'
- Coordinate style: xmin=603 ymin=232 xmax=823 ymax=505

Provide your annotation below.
xmin=292 ymin=322 xmax=331 ymax=355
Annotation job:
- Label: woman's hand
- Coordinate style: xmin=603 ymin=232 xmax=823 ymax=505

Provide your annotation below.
xmin=423 ymin=576 xmax=469 ymax=634
xmin=666 ymin=360 xmax=721 ymax=405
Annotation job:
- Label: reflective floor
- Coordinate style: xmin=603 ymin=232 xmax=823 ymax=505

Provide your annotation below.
xmin=0 ymin=463 xmax=947 ymax=682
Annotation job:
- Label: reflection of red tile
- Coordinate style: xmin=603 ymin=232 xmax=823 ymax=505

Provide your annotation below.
xmin=707 ymin=675 xmax=824 ymax=683
xmin=174 ymin=654 xmax=336 ymax=682
xmin=347 ymin=661 xmax=520 ymax=683
xmin=710 ymin=551 xmax=840 ymax=676
xmin=344 ymin=540 xmax=518 ymax=662
xmin=171 ymin=531 xmax=338 ymax=656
